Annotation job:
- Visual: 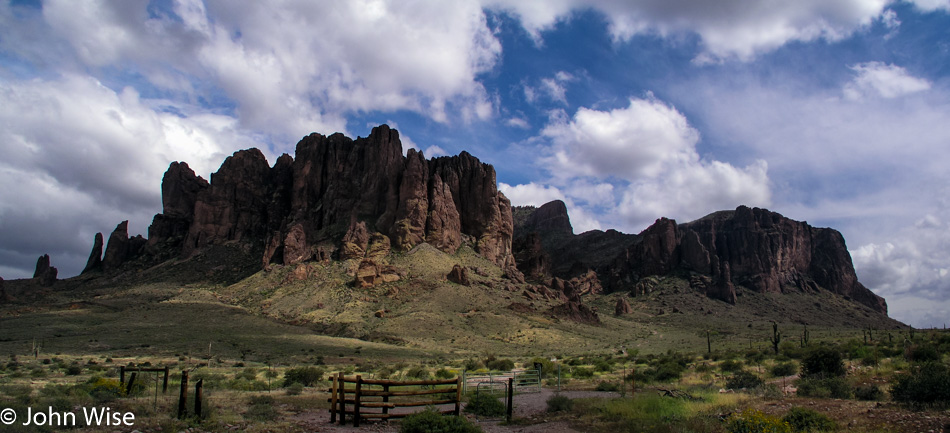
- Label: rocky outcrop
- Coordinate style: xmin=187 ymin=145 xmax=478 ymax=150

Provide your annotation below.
xmin=447 ymin=264 xmax=471 ymax=286
xmin=551 ymin=270 xmax=602 ymax=300
xmin=147 ymin=162 xmax=209 ymax=252
xmin=615 ymin=296 xmax=632 ymax=316
xmin=81 ymin=232 xmax=104 ymax=274
xmin=616 ymin=206 xmax=885 ymax=313
xmin=102 ymin=221 xmax=146 ymax=271
xmin=354 ymin=259 xmax=401 ymax=288
xmin=33 ymin=254 xmax=57 ymax=286
xmin=0 ymin=276 xmax=6 ymax=302
xmin=549 ymin=299 xmax=600 ymax=324
xmin=425 ymin=174 xmax=462 ymax=254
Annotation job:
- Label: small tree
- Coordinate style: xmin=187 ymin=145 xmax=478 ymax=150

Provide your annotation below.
xmin=800 ymin=347 xmax=845 ymax=379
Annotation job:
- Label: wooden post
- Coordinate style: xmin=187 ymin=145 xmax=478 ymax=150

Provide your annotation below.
xmin=382 ymin=383 xmax=390 ymax=416
xmin=177 ymin=371 xmax=189 ymax=419
xmin=195 ymin=379 xmax=203 ymax=419
xmin=337 ymin=372 xmax=345 ymax=425
xmin=120 ymin=366 xmax=126 ymax=386
xmin=162 ymin=367 xmax=169 ymax=393
xmin=354 ymin=375 xmax=362 ymax=427
xmin=454 ymin=377 xmax=462 ymax=416
xmin=506 ymin=378 xmax=513 ymax=423
xmin=126 ymin=372 xmax=137 ymax=394
xmin=329 ymin=375 xmax=338 ymax=423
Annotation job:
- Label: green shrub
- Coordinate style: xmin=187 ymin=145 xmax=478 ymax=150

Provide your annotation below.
xmin=235 ymin=367 xmax=258 ymax=381
xmin=720 ymin=359 xmax=744 ymax=373
xmin=405 ymin=366 xmax=431 ymax=379
xmin=782 ymin=407 xmax=837 ymax=432
xmin=653 ymin=361 xmax=685 ymax=382
xmin=245 ymin=395 xmax=278 ymax=421
xmin=890 ymin=362 xmax=950 ymax=407
xmin=400 ymin=407 xmax=482 ymax=433
xmin=546 ymin=394 xmax=574 ymax=412
xmin=800 ymin=347 xmax=845 ymax=379
xmin=527 ymin=357 xmax=555 ymax=378
xmin=795 ymin=377 xmax=851 ymax=399
xmin=463 ymin=359 xmax=483 ymax=371
xmin=771 ymin=362 xmax=797 ymax=377
xmin=434 ymin=368 xmax=455 ymax=379
xmin=282 ymin=366 xmax=325 ymax=387
xmin=727 ymin=409 xmax=791 ymax=433
xmin=595 ymin=381 xmax=619 ymax=392
xmin=86 ymin=377 xmax=124 ymax=403
xmin=285 ymin=382 xmax=304 ymax=396
xmin=593 ymin=358 xmax=614 ymax=373
xmin=572 ymin=366 xmax=595 ymax=379
xmin=484 ymin=359 xmax=514 ymax=372
xmin=853 ymin=384 xmax=883 ymax=401
xmin=727 ymin=370 xmax=764 ymax=390
xmin=464 ymin=392 xmax=505 ymax=417
xmin=905 ymin=344 xmax=941 ymax=363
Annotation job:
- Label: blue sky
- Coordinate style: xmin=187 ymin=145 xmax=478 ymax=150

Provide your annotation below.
xmin=2 ymin=0 xmax=949 ymax=328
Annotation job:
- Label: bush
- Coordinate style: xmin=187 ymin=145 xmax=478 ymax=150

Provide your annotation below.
xmin=86 ymin=377 xmax=124 ymax=403
xmin=800 ymin=347 xmax=845 ymax=379
xmin=484 ymin=358 xmax=514 ymax=372
xmin=727 ymin=409 xmax=791 ymax=433
xmin=727 ymin=370 xmax=764 ymax=390
xmin=546 ymin=394 xmax=574 ymax=412
xmin=771 ymin=362 xmax=797 ymax=377
xmin=465 ymin=392 xmax=505 ymax=417
xmin=282 ymin=366 xmax=325 ymax=387
xmin=595 ymin=381 xmax=619 ymax=392
xmin=905 ymin=344 xmax=941 ymax=363
xmin=571 ymin=366 xmax=595 ymax=379
xmin=527 ymin=357 xmax=555 ymax=378
xmin=235 ymin=367 xmax=258 ymax=381
xmin=653 ymin=361 xmax=685 ymax=382
xmin=405 ymin=366 xmax=431 ymax=379
xmin=795 ymin=377 xmax=851 ymax=399
xmin=891 ymin=362 xmax=950 ymax=407
xmin=434 ymin=368 xmax=455 ymax=379
xmin=463 ymin=359 xmax=483 ymax=371
xmin=400 ymin=407 xmax=482 ymax=433
xmin=65 ymin=365 xmax=82 ymax=376
xmin=285 ymin=382 xmax=304 ymax=396
xmin=720 ymin=359 xmax=744 ymax=373
xmin=782 ymin=407 xmax=837 ymax=432
xmin=245 ymin=395 xmax=278 ymax=421
xmin=854 ymin=384 xmax=883 ymax=401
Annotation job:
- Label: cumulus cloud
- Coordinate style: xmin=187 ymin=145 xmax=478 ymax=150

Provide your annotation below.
xmin=524 ymin=96 xmax=771 ymax=231
xmin=844 ymin=62 xmax=931 ymax=100
xmin=31 ymin=0 xmax=503 ymax=139
xmin=498 ymin=182 xmax=603 ymax=233
xmin=908 ymin=0 xmax=950 ymax=12
xmin=487 ymin=0 xmax=893 ymax=60
xmin=0 ymin=74 xmax=264 ymax=278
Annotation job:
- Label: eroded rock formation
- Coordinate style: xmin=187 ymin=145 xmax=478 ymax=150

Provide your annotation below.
xmin=33 ymin=254 xmax=57 ymax=286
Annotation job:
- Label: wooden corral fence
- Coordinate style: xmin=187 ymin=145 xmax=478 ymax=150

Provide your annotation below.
xmin=327 ymin=372 xmax=462 ymax=427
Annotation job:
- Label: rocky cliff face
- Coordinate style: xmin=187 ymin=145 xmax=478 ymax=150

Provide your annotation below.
xmin=32 ymin=254 xmax=57 ymax=286
xmin=100 ymin=125 xmax=518 ymax=278
xmin=514 ymin=203 xmax=887 ymax=315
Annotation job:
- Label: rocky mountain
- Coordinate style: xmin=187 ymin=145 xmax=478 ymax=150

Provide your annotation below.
xmin=513 ymin=201 xmax=887 ymax=315
xmin=80 ymin=125 xmax=521 ymax=282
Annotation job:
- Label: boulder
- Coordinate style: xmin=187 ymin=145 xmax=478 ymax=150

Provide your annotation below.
xmin=615 ymin=296 xmax=632 ymax=316
xmin=447 ymin=264 xmax=471 ymax=286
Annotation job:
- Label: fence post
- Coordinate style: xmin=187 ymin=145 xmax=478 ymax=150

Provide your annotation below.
xmin=382 ymin=383 xmax=390 ymax=417
xmin=177 ymin=371 xmax=189 ymax=419
xmin=163 ymin=367 xmax=169 ymax=393
xmin=337 ymin=372 xmax=346 ymax=426
xmin=120 ymin=366 xmax=125 ymax=387
xmin=194 ymin=379 xmax=203 ymax=419
xmin=329 ymin=375 xmax=338 ymax=423
xmin=506 ymin=378 xmax=514 ymax=423
xmin=354 ymin=375 xmax=362 ymax=427
xmin=126 ymin=372 xmax=137 ymax=395
xmin=455 ymin=377 xmax=462 ymax=416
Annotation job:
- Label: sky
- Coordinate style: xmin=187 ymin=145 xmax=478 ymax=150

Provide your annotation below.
xmin=1 ymin=0 xmax=949 ymax=328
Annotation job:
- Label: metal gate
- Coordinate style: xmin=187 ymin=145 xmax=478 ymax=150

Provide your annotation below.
xmin=462 ymin=368 xmax=541 ymax=394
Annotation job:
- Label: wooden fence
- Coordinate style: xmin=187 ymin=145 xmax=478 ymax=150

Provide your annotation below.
xmin=327 ymin=372 xmax=462 ymax=427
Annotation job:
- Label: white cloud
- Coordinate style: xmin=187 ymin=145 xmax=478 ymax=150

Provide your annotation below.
xmin=844 ymin=62 xmax=931 ymax=100
xmin=505 ymin=117 xmax=530 ymax=129
xmin=0 ymin=74 xmax=265 ymax=278
xmin=908 ymin=0 xmax=950 ymax=12
xmin=498 ymin=182 xmax=602 ymax=233
xmin=523 ymin=96 xmax=771 ymax=231
xmin=34 ymin=0 xmax=503 ymax=140
xmin=487 ymin=0 xmax=893 ymax=61
xmin=424 ymin=145 xmax=449 ymax=157
xmin=499 ymin=182 xmax=566 ymax=207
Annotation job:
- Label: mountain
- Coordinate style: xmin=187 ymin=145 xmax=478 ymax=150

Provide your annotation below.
xmin=2 ymin=125 xmax=899 ymax=354
xmin=513 ymin=201 xmax=887 ymax=314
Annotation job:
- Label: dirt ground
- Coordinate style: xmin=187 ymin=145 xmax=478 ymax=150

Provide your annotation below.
xmin=752 ymin=398 xmax=950 ymax=433
xmin=288 ymin=388 xmax=609 ymax=432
